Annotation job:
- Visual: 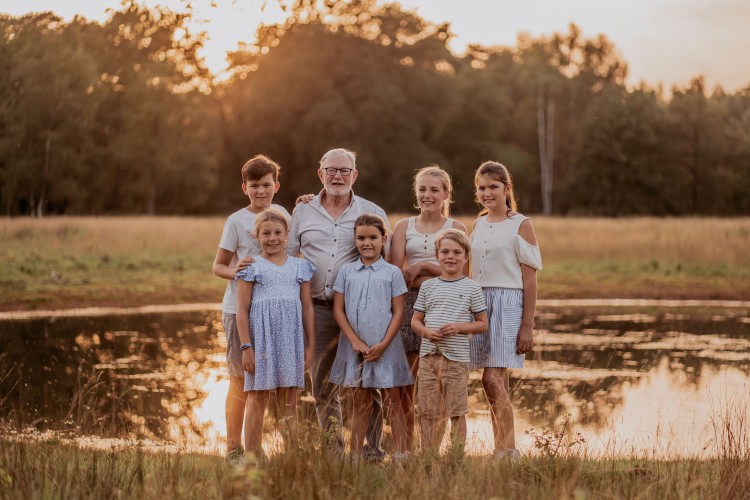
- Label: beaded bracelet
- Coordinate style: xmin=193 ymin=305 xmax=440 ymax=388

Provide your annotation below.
xmin=240 ymin=343 xmax=253 ymax=350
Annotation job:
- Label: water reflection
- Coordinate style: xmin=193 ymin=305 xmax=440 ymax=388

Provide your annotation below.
xmin=0 ymin=311 xmax=226 ymax=446
xmin=1 ymin=304 xmax=748 ymax=458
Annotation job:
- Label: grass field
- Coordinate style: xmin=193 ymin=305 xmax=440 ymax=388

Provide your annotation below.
xmin=1 ymin=437 xmax=748 ymax=499
xmin=1 ymin=216 xmax=749 ymax=311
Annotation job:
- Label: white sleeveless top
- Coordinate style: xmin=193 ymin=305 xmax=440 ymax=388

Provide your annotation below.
xmin=405 ymin=217 xmax=454 ymax=267
xmin=470 ymin=213 xmax=542 ymax=289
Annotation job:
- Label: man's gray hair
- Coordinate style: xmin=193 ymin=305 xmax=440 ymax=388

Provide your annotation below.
xmin=319 ymin=148 xmax=357 ymax=169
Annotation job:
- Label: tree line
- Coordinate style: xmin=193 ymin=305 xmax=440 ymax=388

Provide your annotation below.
xmin=1 ymin=1 xmax=748 ymax=216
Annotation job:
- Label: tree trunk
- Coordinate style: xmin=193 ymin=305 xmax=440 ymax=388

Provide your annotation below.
xmin=36 ymin=133 xmax=52 ymax=218
xmin=537 ymin=87 xmax=555 ymax=215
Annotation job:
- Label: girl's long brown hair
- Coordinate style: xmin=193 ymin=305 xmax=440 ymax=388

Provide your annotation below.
xmin=474 ymin=161 xmax=517 ymax=217
xmin=354 ymin=213 xmax=387 ymax=258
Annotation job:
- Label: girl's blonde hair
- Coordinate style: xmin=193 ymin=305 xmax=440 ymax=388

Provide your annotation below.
xmin=474 ymin=161 xmax=517 ymax=216
xmin=354 ymin=213 xmax=387 ymax=258
xmin=434 ymin=228 xmax=471 ymax=257
xmin=414 ymin=164 xmax=453 ymax=216
xmin=254 ymin=208 xmax=289 ymax=236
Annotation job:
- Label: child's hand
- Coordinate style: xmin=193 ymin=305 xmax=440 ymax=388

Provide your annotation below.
xmin=422 ymin=329 xmax=442 ymax=342
xmin=304 ymin=345 xmax=314 ymax=371
xmin=352 ymin=338 xmax=370 ymax=355
xmin=516 ymin=324 xmax=534 ymax=354
xmin=242 ymin=348 xmax=255 ymax=374
xmin=295 ymin=193 xmax=315 ymax=205
xmin=439 ymin=323 xmax=463 ymax=336
xmin=364 ymin=342 xmax=386 ymax=362
xmin=402 ymin=263 xmax=423 ymax=288
xmin=234 ymin=256 xmax=255 ymax=275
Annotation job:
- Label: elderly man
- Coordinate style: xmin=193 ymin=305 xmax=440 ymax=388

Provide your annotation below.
xmin=287 ymin=148 xmax=389 ymax=460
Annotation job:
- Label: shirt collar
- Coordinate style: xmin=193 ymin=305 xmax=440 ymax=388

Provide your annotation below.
xmin=355 ymin=257 xmax=385 ymax=270
xmin=314 ymin=189 xmax=357 ymax=207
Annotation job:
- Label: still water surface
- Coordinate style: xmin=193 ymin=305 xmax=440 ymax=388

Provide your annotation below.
xmin=1 ymin=304 xmax=748 ymax=458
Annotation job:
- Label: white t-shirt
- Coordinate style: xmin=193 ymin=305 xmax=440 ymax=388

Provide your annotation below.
xmin=219 ymin=204 xmax=290 ymax=313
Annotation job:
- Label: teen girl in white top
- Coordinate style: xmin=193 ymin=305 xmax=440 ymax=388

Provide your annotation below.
xmin=390 ymin=165 xmax=467 ymax=451
xmin=470 ymin=161 xmax=542 ymax=459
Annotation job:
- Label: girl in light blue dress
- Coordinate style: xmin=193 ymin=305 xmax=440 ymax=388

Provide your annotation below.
xmin=330 ymin=214 xmax=412 ymax=461
xmin=235 ymin=209 xmax=315 ymax=456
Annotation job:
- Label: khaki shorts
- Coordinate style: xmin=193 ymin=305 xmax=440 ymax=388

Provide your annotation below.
xmin=417 ymin=354 xmax=469 ymax=418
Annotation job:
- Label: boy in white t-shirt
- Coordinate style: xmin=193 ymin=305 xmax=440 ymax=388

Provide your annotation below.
xmin=411 ymin=229 xmax=488 ymax=454
xmin=212 ymin=154 xmax=290 ymax=460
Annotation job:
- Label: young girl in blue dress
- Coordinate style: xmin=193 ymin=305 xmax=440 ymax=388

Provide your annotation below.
xmin=329 ymin=214 xmax=413 ymax=461
xmin=470 ymin=161 xmax=542 ymax=459
xmin=235 ymin=209 xmax=315 ymax=456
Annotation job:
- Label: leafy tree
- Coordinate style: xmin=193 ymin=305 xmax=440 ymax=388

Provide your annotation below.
xmin=568 ymin=86 xmax=675 ymax=215
xmin=0 ymin=13 xmax=101 ymax=216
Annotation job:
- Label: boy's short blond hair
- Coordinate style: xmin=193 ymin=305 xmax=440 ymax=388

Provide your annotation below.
xmin=434 ymin=228 xmax=470 ymax=256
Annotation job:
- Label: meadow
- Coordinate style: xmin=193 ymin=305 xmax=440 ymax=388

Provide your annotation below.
xmin=1 ymin=430 xmax=748 ymax=499
xmin=1 ymin=216 xmax=748 ymax=311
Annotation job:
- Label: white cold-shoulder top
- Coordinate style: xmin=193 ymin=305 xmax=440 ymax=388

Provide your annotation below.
xmin=470 ymin=213 xmax=542 ymax=289
xmin=404 ymin=217 xmax=454 ymax=267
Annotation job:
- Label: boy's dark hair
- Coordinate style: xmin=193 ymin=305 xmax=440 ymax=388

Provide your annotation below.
xmin=242 ymin=154 xmax=280 ymax=183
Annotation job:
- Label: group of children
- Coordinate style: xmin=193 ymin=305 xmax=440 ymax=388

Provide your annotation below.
xmin=213 ymin=155 xmax=542 ymax=462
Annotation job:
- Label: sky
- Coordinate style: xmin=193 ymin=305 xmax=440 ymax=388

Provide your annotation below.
xmin=3 ymin=0 xmax=749 ymax=91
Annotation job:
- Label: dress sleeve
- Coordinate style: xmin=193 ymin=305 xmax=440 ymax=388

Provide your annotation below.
xmin=332 ymin=265 xmax=347 ymax=293
xmin=391 ymin=267 xmax=408 ymax=297
xmin=516 ymin=235 xmax=543 ymax=270
xmin=235 ymin=264 xmax=260 ymax=283
xmin=296 ymin=258 xmax=316 ymax=283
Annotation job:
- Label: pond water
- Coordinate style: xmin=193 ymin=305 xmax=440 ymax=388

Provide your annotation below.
xmin=1 ymin=303 xmax=748 ymax=459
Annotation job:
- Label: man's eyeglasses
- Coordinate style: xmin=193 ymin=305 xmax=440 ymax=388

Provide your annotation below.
xmin=322 ymin=167 xmax=353 ymax=177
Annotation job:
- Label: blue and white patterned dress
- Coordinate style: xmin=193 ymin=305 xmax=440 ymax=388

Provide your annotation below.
xmin=235 ymin=255 xmax=315 ymax=391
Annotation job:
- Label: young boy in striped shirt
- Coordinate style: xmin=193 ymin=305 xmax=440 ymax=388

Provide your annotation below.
xmin=411 ymin=228 xmax=488 ymax=453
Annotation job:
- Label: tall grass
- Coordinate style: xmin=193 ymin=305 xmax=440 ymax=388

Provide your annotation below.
xmin=1 ymin=216 xmax=749 ymax=310
xmin=1 ymin=429 xmax=748 ymax=499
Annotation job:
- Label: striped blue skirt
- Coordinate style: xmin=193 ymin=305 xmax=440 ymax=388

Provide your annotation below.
xmin=469 ymin=288 xmax=525 ymax=369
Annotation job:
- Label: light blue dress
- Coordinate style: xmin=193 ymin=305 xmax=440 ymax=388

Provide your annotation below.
xmin=329 ymin=258 xmax=413 ymax=389
xmin=235 ymin=255 xmax=315 ymax=391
